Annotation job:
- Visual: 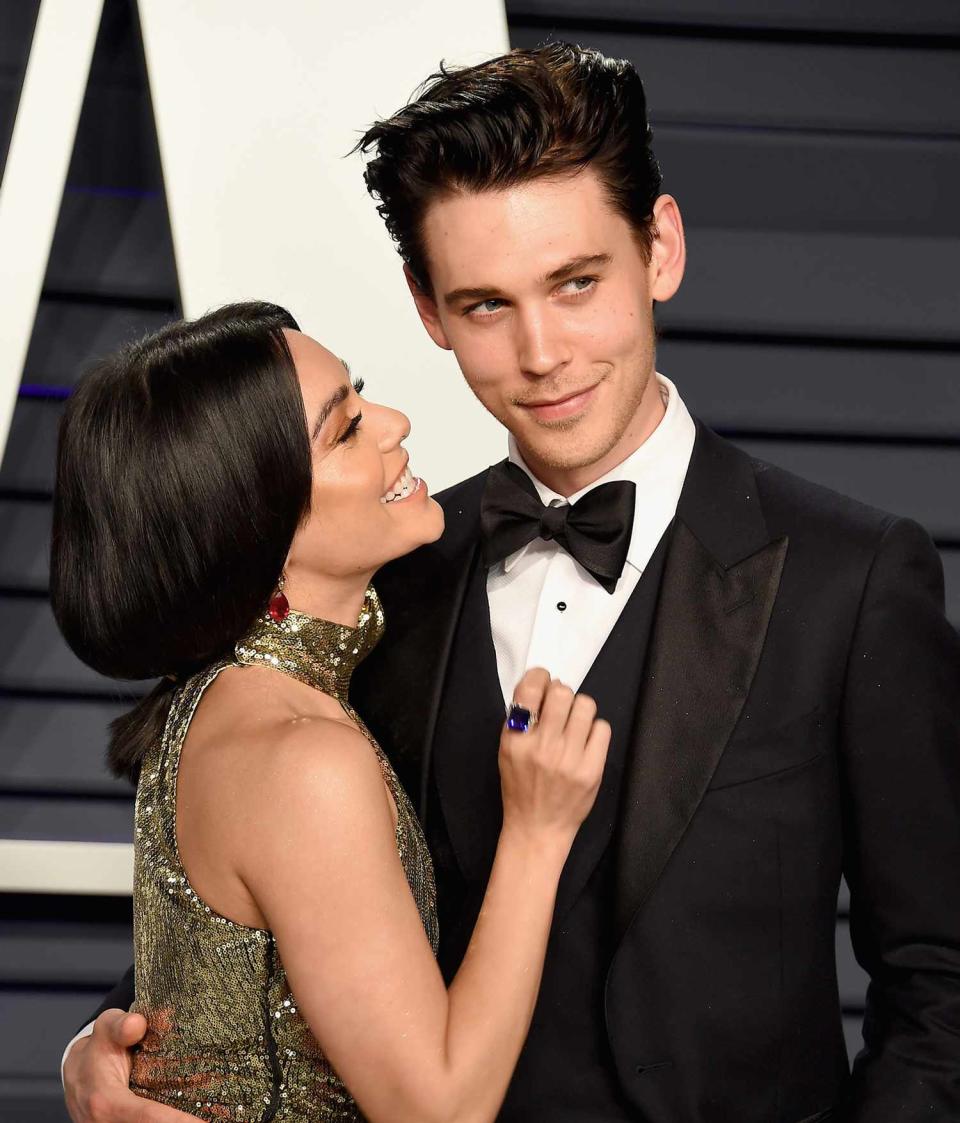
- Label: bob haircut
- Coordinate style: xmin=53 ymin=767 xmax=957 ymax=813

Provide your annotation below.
xmin=357 ymin=42 xmax=662 ymax=293
xmin=50 ymin=301 xmax=311 ymax=781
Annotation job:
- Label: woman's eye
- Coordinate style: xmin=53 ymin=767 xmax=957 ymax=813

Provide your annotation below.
xmin=338 ymin=412 xmax=362 ymax=443
xmin=352 ymin=376 xmax=365 ymax=395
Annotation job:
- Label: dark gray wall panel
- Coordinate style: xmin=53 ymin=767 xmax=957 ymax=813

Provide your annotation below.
xmin=2 ymin=922 xmax=131 ymax=988
xmin=843 ymin=1014 xmax=863 ymax=1065
xmin=24 ymin=301 xmax=175 ymax=388
xmin=0 ymin=400 xmax=59 ymax=494
xmin=0 ymin=499 xmax=51 ymax=589
xmin=736 ymin=439 xmax=960 ymax=545
xmin=0 ymin=1078 xmax=68 ymax=1123
xmin=0 ymin=794 xmax=132 ymax=842
xmin=661 ymin=229 xmax=960 ymax=342
xmin=507 ymin=0 xmax=960 ymax=36
xmin=835 ymin=919 xmax=870 ymax=1008
xmin=0 ymin=599 xmax=145 ymax=695
xmin=0 ymin=1078 xmax=69 ymax=1123
xmin=0 ymin=0 xmax=40 ymax=183
xmin=664 ymin=341 xmax=960 ymax=438
xmin=43 ymin=192 xmax=177 ymax=300
xmin=0 ymin=698 xmax=131 ymax=796
xmin=510 ymin=26 xmax=960 ymax=137
xmin=0 ymin=990 xmax=102 ymax=1078
xmin=67 ymin=88 xmax=158 ymax=190
xmin=838 ymin=879 xmax=849 ymax=914
xmin=656 ymin=129 xmax=960 ymax=238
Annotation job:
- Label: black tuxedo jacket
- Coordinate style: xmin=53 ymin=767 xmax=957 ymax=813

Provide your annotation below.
xmin=96 ymin=424 xmax=960 ymax=1121
xmin=349 ymin=422 xmax=960 ymax=1122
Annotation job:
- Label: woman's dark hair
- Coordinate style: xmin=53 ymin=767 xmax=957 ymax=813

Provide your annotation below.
xmin=356 ymin=42 xmax=662 ymax=292
xmin=50 ymin=301 xmax=311 ymax=783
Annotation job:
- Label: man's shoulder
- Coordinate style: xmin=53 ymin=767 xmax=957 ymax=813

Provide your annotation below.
xmin=748 ymin=447 xmax=902 ymax=555
xmin=433 ymin=465 xmax=491 ymax=517
xmin=690 ymin=423 xmax=910 ymax=566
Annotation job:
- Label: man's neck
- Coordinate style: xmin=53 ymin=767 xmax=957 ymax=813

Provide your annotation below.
xmin=516 ymin=375 xmax=667 ymax=497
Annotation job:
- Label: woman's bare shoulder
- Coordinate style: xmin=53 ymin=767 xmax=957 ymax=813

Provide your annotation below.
xmin=184 ymin=665 xmax=389 ymax=829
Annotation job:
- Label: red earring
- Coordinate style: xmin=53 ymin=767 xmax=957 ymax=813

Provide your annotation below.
xmin=268 ymin=572 xmax=289 ymax=623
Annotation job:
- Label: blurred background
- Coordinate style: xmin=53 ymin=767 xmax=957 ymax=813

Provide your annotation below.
xmin=1 ymin=1 xmax=958 ymax=1119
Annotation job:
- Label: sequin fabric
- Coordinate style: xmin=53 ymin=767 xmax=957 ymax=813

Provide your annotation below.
xmin=130 ymin=585 xmax=438 ymax=1121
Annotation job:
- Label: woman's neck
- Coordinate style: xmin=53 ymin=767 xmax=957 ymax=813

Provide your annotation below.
xmin=282 ymin=569 xmax=376 ymax=629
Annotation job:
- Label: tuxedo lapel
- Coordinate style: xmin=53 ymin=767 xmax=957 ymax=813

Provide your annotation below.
xmin=431 ymin=549 xmax=506 ymax=882
xmin=611 ymin=425 xmax=789 ymax=945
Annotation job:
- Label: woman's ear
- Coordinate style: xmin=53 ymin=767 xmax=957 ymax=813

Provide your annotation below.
xmin=404 ymin=264 xmax=452 ymax=351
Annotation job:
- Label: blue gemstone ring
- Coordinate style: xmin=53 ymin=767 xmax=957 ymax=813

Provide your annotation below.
xmin=506 ymin=703 xmax=539 ymax=733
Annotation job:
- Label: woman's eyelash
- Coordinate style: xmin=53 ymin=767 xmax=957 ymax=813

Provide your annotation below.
xmin=352 ymin=376 xmax=365 ymax=395
xmin=339 ymin=412 xmax=362 ymax=443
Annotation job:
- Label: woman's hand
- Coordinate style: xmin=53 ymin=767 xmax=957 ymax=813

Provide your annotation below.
xmin=498 ymin=667 xmax=610 ymax=852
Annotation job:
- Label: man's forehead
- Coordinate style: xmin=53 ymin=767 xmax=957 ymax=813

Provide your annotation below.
xmin=421 ymin=173 xmax=620 ymax=289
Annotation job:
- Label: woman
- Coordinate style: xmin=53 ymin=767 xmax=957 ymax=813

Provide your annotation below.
xmin=51 ymin=302 xmax=610 ymax=1122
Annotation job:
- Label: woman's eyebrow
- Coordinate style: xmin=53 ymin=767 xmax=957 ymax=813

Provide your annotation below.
xmin=312 ymin=384 xmax=351 ymax=440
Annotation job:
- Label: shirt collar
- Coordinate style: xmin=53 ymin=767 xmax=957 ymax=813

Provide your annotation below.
xmin=503 ymin=372 xmax=696 ymax=574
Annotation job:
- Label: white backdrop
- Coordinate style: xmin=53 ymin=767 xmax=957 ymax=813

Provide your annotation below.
xmin=138 ymin=0 xmax=509 ymax=492
xmin=0 ymin=0 xmax=508 ymax=894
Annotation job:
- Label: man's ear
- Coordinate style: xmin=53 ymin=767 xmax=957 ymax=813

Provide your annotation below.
xmin=404 ymin=264 xmax=452 ymax=351
xmin=648 ymin=194 xmax=686 ymax=303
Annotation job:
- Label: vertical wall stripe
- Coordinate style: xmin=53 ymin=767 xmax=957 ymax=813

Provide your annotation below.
xmin=0 ymin=0 xmax=105 ymax=462
xmin=137 ymin=0 xmax=510 ymax=494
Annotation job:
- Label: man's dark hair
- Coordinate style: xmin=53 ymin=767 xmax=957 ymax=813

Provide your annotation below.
xmin=50 ymin=301 xmax=311 ymax=781
xmin=357 ymin=42 xmax=662 ymax=292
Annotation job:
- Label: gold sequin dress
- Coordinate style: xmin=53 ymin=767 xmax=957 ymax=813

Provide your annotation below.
xmin=130 ymin=586 xmax=438 ymax=1121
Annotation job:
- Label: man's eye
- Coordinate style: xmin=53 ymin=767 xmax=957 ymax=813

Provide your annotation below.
xmin=467 ymin=299 xmax=505 ymax=317
xmin=559 ymin=276 xmax=596 ymax=295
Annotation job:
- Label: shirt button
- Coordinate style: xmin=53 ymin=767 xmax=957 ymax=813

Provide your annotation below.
xmin=556 ymin=601 xmax=567 ymax=612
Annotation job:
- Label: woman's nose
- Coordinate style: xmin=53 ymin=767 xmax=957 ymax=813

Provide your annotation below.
xmin=373 ymin=402 xmax=410 ymax=449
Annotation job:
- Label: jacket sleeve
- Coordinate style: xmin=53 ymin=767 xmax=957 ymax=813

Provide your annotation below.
xmin=840 ymin=516 xmax=960 ymax=1120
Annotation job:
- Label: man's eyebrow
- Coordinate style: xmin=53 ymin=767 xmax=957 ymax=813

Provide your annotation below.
xmin=443 ymin=253 xmax=612 ymax=307
xmin=541 ymin=253 xmax=611 ymax=285
xmin=312 ymin=383 xmax=350 ymax=440
xmin=443 ymin=283 xmax=502 ymax=307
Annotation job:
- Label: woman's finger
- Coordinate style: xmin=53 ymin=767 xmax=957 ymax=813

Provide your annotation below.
xmin=562 ymin=693 xmax=598 ymax=753
xmin=536 ymin=679 xmax=575 ymax=747
xmin=506 ymin=667 xmax=551 ymax=734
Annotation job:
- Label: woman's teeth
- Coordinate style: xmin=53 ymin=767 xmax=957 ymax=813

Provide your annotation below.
xmin=381 ymin=466 xmax=418 ymax=504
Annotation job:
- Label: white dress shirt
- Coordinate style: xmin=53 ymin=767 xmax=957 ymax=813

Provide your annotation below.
xmin=487 ymin=372 xmax=696 ymax=706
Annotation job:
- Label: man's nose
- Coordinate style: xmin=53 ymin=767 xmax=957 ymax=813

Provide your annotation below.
xmin=515 ymin=307 xmax=571 ymax=378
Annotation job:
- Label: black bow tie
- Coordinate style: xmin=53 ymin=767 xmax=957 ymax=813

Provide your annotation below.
xmin=480 ymin=460 xmax=636 ymax=594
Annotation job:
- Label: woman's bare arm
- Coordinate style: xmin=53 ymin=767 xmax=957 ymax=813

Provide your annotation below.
xmin=240 ymin=677 xmax=607 ymax=1123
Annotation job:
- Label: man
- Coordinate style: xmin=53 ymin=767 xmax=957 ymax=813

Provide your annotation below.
xmin=65 ymin=44 xmax=960 ymax=1122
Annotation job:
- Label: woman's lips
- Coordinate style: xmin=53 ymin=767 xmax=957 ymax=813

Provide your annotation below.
xmin=384 ymin=476 xmax=427 ymax=506
xmin=521 ymin=383 xmax=599 ymax=423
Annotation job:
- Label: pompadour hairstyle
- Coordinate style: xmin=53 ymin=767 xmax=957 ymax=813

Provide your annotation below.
xmin=357 ymin=42 xmax=662 ymax=291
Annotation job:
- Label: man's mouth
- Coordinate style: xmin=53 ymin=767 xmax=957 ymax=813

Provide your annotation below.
xmin=519 ymin=383 xmax=600 ymax=422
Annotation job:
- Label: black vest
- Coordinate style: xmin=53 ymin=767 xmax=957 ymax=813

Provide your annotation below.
xmin=426 ymin=529 xmax=672 ymax=1121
